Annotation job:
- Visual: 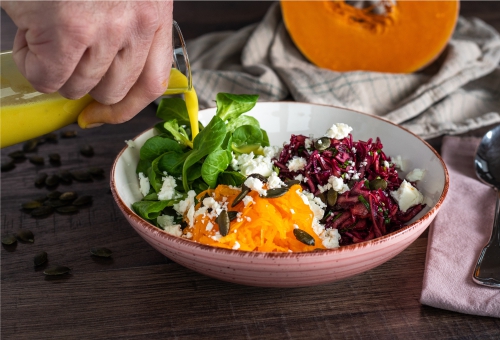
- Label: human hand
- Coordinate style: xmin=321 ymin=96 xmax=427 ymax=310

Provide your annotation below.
xmin=1 ymin=0 xmax=173 ymax=127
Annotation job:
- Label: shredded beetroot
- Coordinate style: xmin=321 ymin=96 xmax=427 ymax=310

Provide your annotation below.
xmin=274 ymin=133 xmax=425 ymax=246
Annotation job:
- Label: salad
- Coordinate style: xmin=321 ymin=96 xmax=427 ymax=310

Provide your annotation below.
xmin=132 ymin=93 xmax=426 ymax=252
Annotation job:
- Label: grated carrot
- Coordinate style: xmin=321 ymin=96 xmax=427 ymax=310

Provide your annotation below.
xmin=183 ymin=184 xmax=325 ymax=252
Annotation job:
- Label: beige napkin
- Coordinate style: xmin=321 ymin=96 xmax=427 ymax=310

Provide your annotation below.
xmin=187 ymin=3 xmax=500 ymax=139
xmin=420 ymin=135 xmax=500 ymax=318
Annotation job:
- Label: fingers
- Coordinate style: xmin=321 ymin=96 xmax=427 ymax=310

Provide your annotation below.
xmin=78 ymin=18 xmax=173 ymax=127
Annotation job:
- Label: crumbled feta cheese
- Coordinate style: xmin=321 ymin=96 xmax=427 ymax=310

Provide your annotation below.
xmin=232 ymin=241 xmax=241 ymax=250
xmin=244 ymin=177 xmax=267 ymax=196
xmin=184 ymin=232 xmax=193 ymax=239
xmin=206 ymin=221 xmax=214 ymax=232
xmin=390 ymin=180 xmax=424 ymax=213
xmin=242 ymin=196 xmax=255 ymax=207
xmin=163 ymin=225 xmax=183 ymax=237
xmin=406 ymin=168 xmax=426 ymax=182
xmin=246 ymin=216 xmax=252 ymax=222
xmin=138 ymin=172 xmax=150 ymax=197
xmin=324 ymin=123 xmax=353 ymax=140
xmin=186 ymin=205 xmax=195 ymax=227
xmin=318 ymin=183 xmax=332 ymax=193
xmin=211 ymin=232 xmax=222 ymax=241
xmin=232 ymin=152 xmax=274 ymax=177
xmin=328 ymin=176 xmax=348 ymax=193
xmin=263 ymin=146 xmax=280 ymax=159
xmin=384 ymin=161 xmax=390 ymax=168
xmin=290 ymin=208 xmax=295 ymax=214
xmin=287 ymin=156 xmax=307 ymax=171
xmin=267 ymin=172 xmax=284 ymax=189
xmin=304 ymin=138 xmax=313 ymax=150
xmin=320 ymin=228 xmax=340 ymax=249
xmin=391 ymin=155 xmax=406 ymax=171
xmin=352 ymin=173 xmax=360 ymax=180
xmin=157 ymin=214 xmax=176 ymax=230
xmin=294 ymin=174 xmax=304 ymax=182
xmin=158 ymin=175 xmax=177 ymax=201
xmin=173 ymin=190 xmax=196 ymax=215
xmin=352 ymin=147 xmax=357 ymax=153
xmin=125 ymin=140 xmax=136 ymax=148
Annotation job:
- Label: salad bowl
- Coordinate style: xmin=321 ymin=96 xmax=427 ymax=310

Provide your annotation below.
xmin=111 ymin=102 xmax=449 ymax=287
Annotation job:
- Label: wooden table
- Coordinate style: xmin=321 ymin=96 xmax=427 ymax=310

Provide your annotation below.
xmin=2 ymin=2 xmax=499 ymax=338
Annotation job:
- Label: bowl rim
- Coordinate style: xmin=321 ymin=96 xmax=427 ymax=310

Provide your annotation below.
xmin=111 ymin=101 xmax=449 ymax=257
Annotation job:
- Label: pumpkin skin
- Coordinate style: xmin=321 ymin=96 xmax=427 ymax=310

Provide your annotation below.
xmin=281 ymin=0 xmax=460 ymax=73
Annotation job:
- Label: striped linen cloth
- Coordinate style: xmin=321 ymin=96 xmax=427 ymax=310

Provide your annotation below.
xmin=187 ymin=3 xmax=500 ymax=139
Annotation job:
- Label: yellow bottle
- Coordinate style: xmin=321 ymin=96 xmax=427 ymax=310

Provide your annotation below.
xmin=0 ymin=21 xmax=198 ymax=148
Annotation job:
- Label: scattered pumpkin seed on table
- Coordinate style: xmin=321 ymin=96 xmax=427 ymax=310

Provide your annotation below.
xmin=43 ymin=265 xmax=71 ymax=276
xmin=30 ymin=206 xmax=54 ymax=217
xmin=1 ymin=234 xmax=17 ymax=245
xmin=90 ymin=247 xmax=112 ymax=258
xmin=35 ymin=172 xmax=48 ymax=186
xmin=29 ymin=156 xmax=44 ymax=165
xmin=80 ymin=145 xmax=94 ymax=157
xmin=71 ymin=171 xmax=92 ymax=182
xmin=8 ymin=150 xmax=26 ymax=161
xmin=34 ymin=251 xmax=48 ymax=266
xmin=1 ymin=161 xmax=15 ymax=172
xmin=56 ymin=206 xmax=79 ymax=214
xmin=22 ymin=200 xmax=43 ymax=210
xmin=17 ymin=229 xmax=34 ymax=243
xmin=45 ymin=174 xmax=60 ymax=187
xmin=48 ymin=153 xmax=61 ymax=164
xmin=23 ymin=139 xmax=38 ymax=152
xmin=61 ymin=130 xmax=77 ymax=138
xmin=58 ymin=170 xmax=73 ymax=184
xmin=72 ymin=195 xmax=92 ymax=206
xmin=59 ymin=192 xmax=77 ymax=201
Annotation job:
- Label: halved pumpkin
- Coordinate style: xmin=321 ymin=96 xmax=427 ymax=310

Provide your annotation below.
xmin=281 ymin=0 xmax=460 ymax=73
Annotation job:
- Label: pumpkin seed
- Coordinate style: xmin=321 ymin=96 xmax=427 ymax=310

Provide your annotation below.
xmin=285 ymin=179 xmax=301 ymax=187
xmin=31 ymin=206 xmax=54 ymax=217
xmin=317 ymin=192 xmax=327 ymax=205
xmin=46 ymin=199 xmax=69 ymax=208
xmin=248 ymin=173 xmax=267 ymax=183
xmin=47 ymin=191 xmax=62 ymax=199
xmin=58 ymin=170 xmax=73 ymax=184
xmin=45 ymin=174 xmax=60 ymax=187
xmin=48 ymin=153 xmax=61 ymax=164
xmin=43 ymin=265 xmax=71 ymax=276
xmin=1 ymin=161 xmax=15 ymax=172
xmin=22 ymin=200 xmax=43 ymax=210
xmin=45 ymin=133 xmax=58 ymax=143
xmin=1 ymin=234 xmax=17 ymax=245
xmin=88 ymin=167 xmax=105 ymax=178
xmin=80 ymin=145 xmax=94 ymax=157
xmin=369 ymin=178 xmax=388 ymax=190
xmin=29 ymin=156 xmax=45 ymax=165
xmin=227 ymin=211 xmax=238 ymax=221
xmin=314 ymin=137 xmax=331 ymax=151
xmin=72 ymin=195 xmax=92 ymax=206
xmin=56 ymin=205 xmax=78 ymax=214
xmin=34 ymin=251 xmax=48 ymax=266
xmin=23 ymin=139 xmax=38 ymax=152
xmin=34 ymin=195 xmax=48 ymax=203
xmin=17 ymin=229 xmax=34 ymax=243
xmin=90 ymin=247 xmax=112 ymax=258
xmin=61 ymin=130 xmax=77 ymax=138
xmin=293 ymin=229 xmax=315 ymax=246
xmin=231 ymin=185 xmax=250 ymax=207
xmin=8 ymin=150 xmax=26 ymax=161
xmin=59 ymin=191 xmax=77 ymax=201
xmin=71 ymin=171 xmax=92 ymax=182
xmin=216 ymin=210 xmax=230 ymax=236
xmin=327 ymin=189 xmax=338 ymax=206
xmin=264 ymin=187 xmax=289 ymax=198
xmin=35 ymin=172 xmax=48 ymax=187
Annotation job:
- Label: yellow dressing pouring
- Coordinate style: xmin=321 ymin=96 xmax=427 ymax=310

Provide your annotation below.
xmin=1 ymin=53 xmax=199 ymax=148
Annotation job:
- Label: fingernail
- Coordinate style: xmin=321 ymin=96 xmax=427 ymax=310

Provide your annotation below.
xmin=85 ymin=123 xmax=104 ymax=129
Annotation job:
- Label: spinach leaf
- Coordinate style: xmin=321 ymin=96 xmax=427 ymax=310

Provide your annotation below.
xmin=142 ymin=192 xmax=159 ymax=201
xmin=261 ymin=129 xmax=270 ymax=147
xmin=136 ymin=159 xmax=151 ymax=174
xmin=192 ymin=178 xmax=210 ymax=193
xmin=226 ymin=115 xmax=260 ymax=133
xmin=140 ymin=136 xmax=182 ymax=162
xmin=187 ymin=163 xmax=202 ymax=182
xmin=215 ymin=93 xmax=259 ymax=121
xmin=232 ymin=124 xmax=264 ymax=148
xmin=163 ymin=119 xmax=192 ymax=148
xmin=157 ymin=151 xmax=188 ymax=176
xmin=201 ymin=149 xmax=231 ymax=188
xmin=132 ymin=200 xmax=172 ymax=220
xmin=147 ymin=160 xmax=163 ymax=193
xmin=182 ymin=116 xmax=226 ymax=191
xmin=218 ymin=171 xmax=247 ymax=187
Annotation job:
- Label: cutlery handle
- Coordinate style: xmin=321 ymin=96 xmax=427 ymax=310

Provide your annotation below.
xmin=472 ymin=190 xmax=500 ymax=288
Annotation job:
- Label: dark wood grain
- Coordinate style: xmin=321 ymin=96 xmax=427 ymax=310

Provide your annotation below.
xmin=2 ymin=2 xmax=500 ymax=339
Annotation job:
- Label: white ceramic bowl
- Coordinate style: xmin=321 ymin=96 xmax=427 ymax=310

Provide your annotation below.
xmin=111 ymin=102 xmax=449 ymax=287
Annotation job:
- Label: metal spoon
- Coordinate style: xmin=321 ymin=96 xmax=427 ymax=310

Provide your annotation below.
xmin=472 ymin=124 xmax=500 ymax=288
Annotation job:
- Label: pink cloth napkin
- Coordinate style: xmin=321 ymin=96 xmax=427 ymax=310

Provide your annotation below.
xmin=420 ymin=136 xmax=500 ymax=318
